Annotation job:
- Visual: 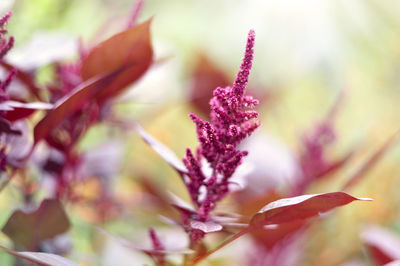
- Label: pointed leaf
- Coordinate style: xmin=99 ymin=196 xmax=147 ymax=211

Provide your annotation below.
xmin=250 ymin=192 xmax=371 ymax=227
xmin=342 ymin=132 xmax=400 ymax=190
xmin=136 ymin=124 xmax=187 ymax=174
xmin=81 ymin=19 xmax=153 ymax=102
xmin=0 ymin=246 xmax=78 ymax=266
xmin=193 ymin=192 xmax=371 ymax=264
xmin=0 ymin=101 xmax=53 ymax=121
xmin=2 ymin=199 xmax=70 ymax=250
xmin=33 ymin=68 xmax=124 ymax=145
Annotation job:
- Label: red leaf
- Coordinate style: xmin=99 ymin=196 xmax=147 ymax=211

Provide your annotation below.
xmin=0 ymin=101 xmax=53 ymax=121
xmin=249 ymin=192 xmax=371 ymax=227
xmin=193 ymin=192 xmax=371 ymax=264
xmin=136 ymin=124 xmax=187 ymax=175
xmin=250 ymin=221 xmax=305 ymax=250
xmin=2 ymin=199 xmax=70 ymax=250
xmin=81 ymin=19 xmax=153 ymax=103
xmin=361 ymin=225 xmax=400 ymax=265
xmin=33 ymin=68 xmax=124 ymax=145
xmin=0 ymin=246 xmax=77 ymax=266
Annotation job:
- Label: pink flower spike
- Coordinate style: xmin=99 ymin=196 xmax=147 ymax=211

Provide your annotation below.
xmin=181 ymin=30 xmax=260 ymax=242
xmin=232 ymin=29 xmax=255 ymax=98
xmin=0 ymin=11 xmax=12 ymax=28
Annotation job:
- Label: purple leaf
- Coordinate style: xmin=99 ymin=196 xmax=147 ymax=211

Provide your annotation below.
xmin=193 ymin=192 xmax=370 ymax=265
xmin=0 ymin=246 xmax=78 ymax=266
xmin=2 ymin=199 xmax=70 ymax=250
xmin=0 ymin=101 xmax=53 ymax=111
xmin=0 ymin=101 xmax=53 ymax=121
xmin=33 ymin=67 xmax=125 ymax=145
xmin=81 ymin=19 xmax=153 ymax=103
xmin=250 ymin=192 xmax=371 ymax=226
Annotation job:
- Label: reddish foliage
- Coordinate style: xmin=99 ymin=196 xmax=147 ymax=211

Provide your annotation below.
xmin=2 ymin=199 xmax=70 ymax=251
xmin=81 ymin=19 xmax=153 ymax=103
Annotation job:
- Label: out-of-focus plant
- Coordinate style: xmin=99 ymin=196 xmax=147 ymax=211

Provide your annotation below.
xmin=136 ymin=30 xmax=371 ymax=266
xmin=0 ymin=1 xmax=396 ymax=265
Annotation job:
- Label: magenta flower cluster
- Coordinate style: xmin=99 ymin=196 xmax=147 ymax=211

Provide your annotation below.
xmin=182 ymin=30 xmax=260 ymax=226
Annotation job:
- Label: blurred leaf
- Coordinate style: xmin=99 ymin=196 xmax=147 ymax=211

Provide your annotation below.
xmin=190 ymin=220 xmax=222 ymax=233
xmin=96 ymin=227 xmax=193 ymax=256
xmin=249 ymin=192 xmax=371 ymax=226
xmin=136 ymin=124 xmax=187 ymax=175
xmin=362 ymin=225 xmax=400 ymax=265
xmin=33 ymin=68 xmax=124 ymax=145
xmin=0 ymin=117 xmax=21 ymax=135
xmin=250 ymin=221 xmax=305 ymax=250
xmin=189 ymin=53 xmax=230 ymax=117
xmin=385 ymin=261 xmax=400 ymax=266
xmin=0 ymin=101 xmax=53 ymax=121
xmin=81 ymin=19 xmax=153 ymax=103
xmin=342 ymin=132 xmax=400 ymax=191
xmin=0 ymin=246 xmax=78 ymax=266
xmin=2 ymin=199 xmax=70 ymax=250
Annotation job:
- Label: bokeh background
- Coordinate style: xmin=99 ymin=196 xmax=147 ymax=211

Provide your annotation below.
xmin=1 ymin=0 xmax=400 ymax=265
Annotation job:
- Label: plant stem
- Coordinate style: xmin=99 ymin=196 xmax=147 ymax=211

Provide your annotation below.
xmin=191 ymin=227 xmax=252 ymax=265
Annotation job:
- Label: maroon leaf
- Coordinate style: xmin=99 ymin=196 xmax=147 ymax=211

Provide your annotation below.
xmin=81 ymin=19 xmax=153 ymax=103
xmin=193 ymin=192 xmax=370 ymax=264
xmin=361 ymin=225 xmax=400 ymax=265
xmin=33 ymin=68 xmax=124 ymax=145
xmin=2 ymin=199 xmax=70 ymax=250
xmin=249 ymin=192 xmax=371 ymax=227
xmin=342 ymin=132 xmax=400 ymax=191
xmin=136 ymin=124 xmax=187 ymax=174
xmin=0 ymin=101 xmax=53 ymax=121
xmin=0 ymin=246 xmax=77 ymax=266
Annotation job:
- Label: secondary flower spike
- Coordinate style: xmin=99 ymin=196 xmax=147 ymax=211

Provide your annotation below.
xmin=182 ymin=30 xmax=260 ymax=230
